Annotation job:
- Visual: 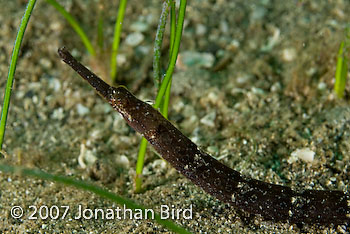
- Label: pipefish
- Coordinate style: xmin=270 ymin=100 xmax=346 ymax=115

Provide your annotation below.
xmin=58 ymin=47 xmax=350 ymax=226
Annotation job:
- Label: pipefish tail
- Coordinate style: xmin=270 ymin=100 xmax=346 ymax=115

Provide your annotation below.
xmin=58 ymin=47 xmax=350 ymax=226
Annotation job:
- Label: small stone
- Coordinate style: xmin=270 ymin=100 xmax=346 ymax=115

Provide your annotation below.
xmin=32 ymin=95 xmax=38 ymax=104
xmin=39 ymin=58 xmax=52 ymax=69
xmin=145 ymin=159 xmax=167 ymax=175
xmin=90 ymin=129 xmax=103 ymax=140
xmin=76 ymin=103 xmax=90 ymax=116
xmin=207 ymin=146 xmax=219 ymax=156
xmin=270 ymin=82 xmax=281 ymax=92
xmin=116 ymin=54 xmax=127 ymax=66
xmin=130 ymin=21 xmax=149 ymax=32
xmin=251 ymin=87 xmax=265 ymax=95
xmin=207 ymin=91 xmax=219 ymax=105
xmin=251 ymin=6 xmax=267 ymax=21
xmin=115 ymin=155 xmax=129 ymax=168
xmin=50 ymin=21 xmax=62 ymax=31
xmin=180 ymin=51 xmax=215 ymax=68
xmin=195 ymin=24 xmax=207 ymax=36
xmin=125 ymin=32 xmax=144 ymax=47
xmin=152 ymin=159 xmax=167 ymax=171
xmin=48 ymin=78 xmax=61 ymax=92
xmin=226 ymin=40 xmax=240 ymax=52
xmin=200 ymin=111 xmax=216 ymax=127
xmin=290 ymin=148 xmax=315 ymax=163
xmin=51 ymin=107 xmax=64 ymax=120
xmin=136 ymin=45 xmax=150 ymax=55
xmin=236 ymin=74 xmax=251 ymax=85
xmin=282 ymin=48 xmax=296 ymax=62
xmin=306 ymin=67 xmax=317 ymax=77
xmin=219 ymin=20 xmax=229 ymax=34
xmin=317 ymin=82 xmax=327 ymax=91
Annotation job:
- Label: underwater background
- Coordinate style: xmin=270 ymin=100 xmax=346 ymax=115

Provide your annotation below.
xmin=0 ymin=0 xmax=349 ymax=233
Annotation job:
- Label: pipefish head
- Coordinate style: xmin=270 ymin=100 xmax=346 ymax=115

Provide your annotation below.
xmin=108 ymin=85 xmax=168 ymax=136
xmin=58 ymin=47 xmax=134 ymax=111
xmin=108 ymin=86 xmax=135 ymax=113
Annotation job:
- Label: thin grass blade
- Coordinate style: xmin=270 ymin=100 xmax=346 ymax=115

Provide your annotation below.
xmin=154 ymin=0 xmax=187 ymax=109
xmin=0 ymin=0 xmax=37 ymax=150
xmin=45 ymin=0 xmax=96 ymax=56
xmin=110 ymin=0 xmax=128 ymax=82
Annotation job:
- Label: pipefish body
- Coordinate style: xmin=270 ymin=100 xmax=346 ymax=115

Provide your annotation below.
xmin=58 ymin=47 xmax=350 ymax=227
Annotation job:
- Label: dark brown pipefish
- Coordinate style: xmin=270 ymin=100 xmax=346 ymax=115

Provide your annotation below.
xmin=58 ymin=47 xmax=350 ymax=226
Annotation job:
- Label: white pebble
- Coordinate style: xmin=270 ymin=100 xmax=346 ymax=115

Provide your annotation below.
xmin=270 ymin=82 xmax=281 ymax=92
xmin=317 ymin=82 xmax=327 ymax=91
xmin=236 ymin=74 xmax=251 ymax=84
xmin=200 ymin=111 xmax=216 ymax=128
xmin=39 ymin=58 xmax=52 ymax=69
xmin=48 ymin=78 xmax=61 ymax=92
xmin=116 ymin=54 xmax=127 ymax=66
xmin=152 ymin=159 xmax=167 ymax=170
xmin=51 ymin=107 xmax=64 ymax=120
xmin=76 ymin=103 xmax=90 ymax=116
xmin=115 ymin=155 xmax=129 ymax=168
xmin=180 ymin=51 xmax=215 ymax=68
xmin=130 ymin=21 xmax=149 ymax=32
xmin=50 ymin=22 xmax=61 ymax=31
xmin=90 ymin=129 xmax=103 ymax=140
xmin=227 ymin=39 xmax=240 ymax=52
xmin=282 ymin=48 xmax=296 ymax=62
xmin=195 ymin=24 xmax=207 ymax=36
xmin=290 ymin=148 xmax=315 ymax=163
xmin=125 ymin=32 xmax=144 ymax=47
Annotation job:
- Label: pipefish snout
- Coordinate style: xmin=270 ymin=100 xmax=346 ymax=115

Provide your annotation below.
xmin=58 ymin=47 xmax=350 ymax=226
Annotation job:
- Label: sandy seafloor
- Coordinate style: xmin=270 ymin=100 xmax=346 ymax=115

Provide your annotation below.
xmin=0 ymin=0 xmax=350 ymax=233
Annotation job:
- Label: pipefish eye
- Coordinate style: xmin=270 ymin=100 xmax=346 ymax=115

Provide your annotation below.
xmin=145 ymin=100 xmax=154 ymax=105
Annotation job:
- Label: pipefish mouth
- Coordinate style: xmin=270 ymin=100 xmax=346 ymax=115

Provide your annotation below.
xmin=58 ymin=47 xmax=350 ymax=226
